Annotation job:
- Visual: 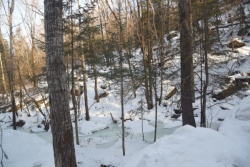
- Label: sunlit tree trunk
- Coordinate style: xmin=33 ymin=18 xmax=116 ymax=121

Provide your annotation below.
xmin=44 ymin=0 xmax=77 ymax=166
xmin=0 ymin=29 xmax=8 ymax=112
xmin=8 ymin=0 xmax=17 ymax=130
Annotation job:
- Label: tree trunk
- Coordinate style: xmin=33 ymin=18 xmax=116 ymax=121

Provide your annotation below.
xmin=31 ymin=23 xmax=37 ymax=87
xmin=94 ymin=62 xmax=100 ymax=102
xmin=0 ymin=53 xmax=6 ymax=94
xmin=70 ymin=0 xmax=79 ymax=145
xmin=82 ymin=52 xmax=90 ymax=120
xmin=8 ymin=0 xmax=17 ymax=130
xmin=178 ymin=0 xmax=196 ymax=127
xmin=200 ymin=0 xmax=209 ymax=128
xmin=136 ymin=0 xmax=152 ymax=110
xmin=44 ymin=0 xmax=77 ymax=166
xmin=146 ymin=0 xmax=154 ymax=110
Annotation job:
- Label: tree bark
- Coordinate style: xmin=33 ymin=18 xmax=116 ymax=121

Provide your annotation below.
xmin=178 ymin=0 xmax=196 ymax=127
xmin=8 ymin=0 xmax=17 ymax=130
xmin=201 ymin=0 xmax=209 ymax=128
xmin=44 ymin=0 xmax=77 ymax=166
xmin=70 ymin=0 xmax=80 ymax=145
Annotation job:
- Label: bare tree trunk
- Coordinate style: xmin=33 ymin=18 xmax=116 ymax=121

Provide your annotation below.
xmin=0 ymin=29 xmax=8 ymax=113
xmin=118 ymin=1 xmax=126 ymax=155
xmin=146 ymin=0 xmax=154 ymax=109
xmin=201 ymin=0 xmax=209 ymax=128
xmin=82 ymin=52 xmax=90 ymax=120
xmin=93 ymin=62 xmax=100 ymax=102
xmin=8 ymin=0 xmax=17 ymax=130
xmin=70 ymin=0 xmax=79 ymax=145
xmin=99 ymin=16 xmax=110 ymax=67
xmin=136 ymin=0 xmax=152 ymax=110
xmin=31 ymin=26 xmax=37 ymax=87
xmin=154 ymin=69 xmax=157 ymax=142
xmin=0 ymin=53 xmax=6 ymax=94
xmin=105 ymin=0 xmax=125 ymax=155
xmin=188 ymin=0 xmax=195 ymax=103
xmin=178 ymin=0 xmax=196 ymax=127
xmin=44 ymin=0 xmax=77 ymax=166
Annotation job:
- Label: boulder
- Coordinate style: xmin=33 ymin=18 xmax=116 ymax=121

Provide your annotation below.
xmin=237 ymin=28 xmax=248 ymax=36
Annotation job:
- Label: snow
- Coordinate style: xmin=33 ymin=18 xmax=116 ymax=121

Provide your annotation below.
xmin=123 ymin=120 xmax=155 ymax=133
xmin=1 ymin=3 xmax=250 ymax=167
xmin=2 ymin=130 xmax=54 ymax=167
xmin=122 ymin=106 xmax=250 ymax=167
xmin=2 ymin=96 xmax=250 ymax=167
xmin=79 ymin=120 xmax=109 ymax=135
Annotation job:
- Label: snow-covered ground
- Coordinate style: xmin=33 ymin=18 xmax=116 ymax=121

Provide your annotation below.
xmin=1 ymin=94 xmax=250 ymax=167
xmin=1 ymin=3 xmax=250 ymax=166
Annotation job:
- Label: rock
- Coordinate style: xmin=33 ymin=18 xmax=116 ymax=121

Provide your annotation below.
xmin=16 ymin=120 xmax=25 ymax=127
xmin=218 ymin=118 xmax=224 ymax=121
xmin=174 ymin=109 xmax=182 ymax=114
xmin=237 ymin=28 xmax=248 ymax=36
xmin=100 ymin=164 xmax=114 ymax=167
xmin=171 ymin=114 xmax=181 ymax=119
xmin=228 ymin=40 xmax=245 ymax=48
xmin=100 ymin=85 xmax=107 ymax=89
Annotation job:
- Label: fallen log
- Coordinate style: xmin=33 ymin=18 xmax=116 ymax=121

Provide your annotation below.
xmin=212 ymin=82 xmax=248 ymax=100
xmin=165 ymin=87 xmax=177 ymax=100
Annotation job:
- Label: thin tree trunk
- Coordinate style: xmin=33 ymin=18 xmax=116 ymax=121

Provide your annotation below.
xmin=8 ymin=0 xmax=17 ymax=130
xmin=154 ymin=69 xmax=157 ymax=142
xmin=201 ymin=0 xmax=209 ymax=128
xmin=117 ymin=0 xmax=125 ymax=156
xmin=44 ymin=0 xmax=77 ymax=166
xmin=0 ymin=53 xmax=6 ymax=94
xmin=124 ymin=0 xmax=136 ymax=98
xmin=136 ymin=0 xmax=151 ymax=110
xmin=82 ymin=52 xmax=90 ymax=120
xmin=105 ymin=0 xmax=125 ymax=155
xmin=70 ymin=0 xmax=79 ymax=145
xmin=146 ymin=0 xmax=154 ymax=109
xmin=94 ymin=62 xmax=99 ymax=102
xmin=31 ymin=28 xmax=37 ymax=87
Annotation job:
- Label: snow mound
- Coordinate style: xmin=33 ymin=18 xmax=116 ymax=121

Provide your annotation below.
xmin=122 ymin=124 xmax=250 ymax=167
xmin=2 ymin=129 xmax=54 ymax=167
xmin=235 ymin=96 xmax=250 ymax=120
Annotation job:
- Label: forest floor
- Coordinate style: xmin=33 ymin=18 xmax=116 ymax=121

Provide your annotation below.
xmin=1 ymin=4 xmax=250 ymax=166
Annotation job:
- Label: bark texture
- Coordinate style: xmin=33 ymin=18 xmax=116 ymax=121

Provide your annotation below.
xmin=44 ymin=0 xmax=77 ymax=166
xmin=178 ymin=0 xmax=196 ymax=127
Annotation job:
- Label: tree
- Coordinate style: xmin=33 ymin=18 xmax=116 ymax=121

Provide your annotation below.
xmin=200 ymin=0 xmax=209 ymax=128
xmin=178 ymin=0 xmax=196 ymax=127
xmin=44 ymin=0 xmax=77 ymax=166
xmin=105 ymin=0 xmax=126 ymax=156
xmin=7 ymin=0 xmax=17 ymax=130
